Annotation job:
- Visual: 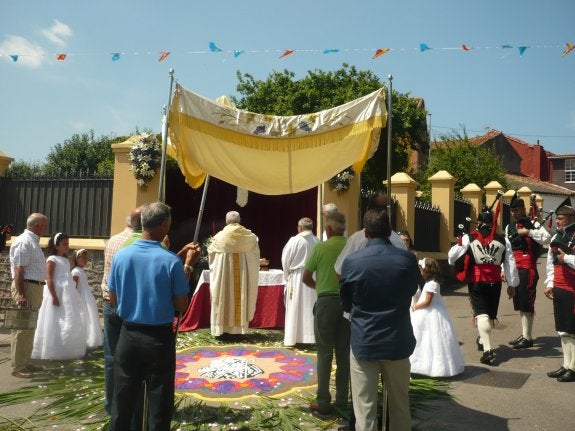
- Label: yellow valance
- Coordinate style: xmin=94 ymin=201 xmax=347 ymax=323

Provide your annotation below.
xmin=167 ymin=83 xmax=387 ymax=195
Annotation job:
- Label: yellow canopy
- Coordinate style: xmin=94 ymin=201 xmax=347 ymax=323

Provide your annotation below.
xmin=167 ymin=83 xmax=387 ymax=195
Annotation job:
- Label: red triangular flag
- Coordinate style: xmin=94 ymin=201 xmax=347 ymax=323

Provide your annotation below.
xmin=158 ymin=51 xmax=171 ymax=62
xmin=372 ymin=48 xmax=390 ymax=59
xmin=279 ymin=49 xmax=294 ymax=59
xmin=461 ymin=44 xmax=472 ymax=51
xmin=56 ymin=53 xmax=67 ymax=61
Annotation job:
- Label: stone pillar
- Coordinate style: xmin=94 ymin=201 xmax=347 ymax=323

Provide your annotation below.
xmin=391 ymin=172 xmax=416 ymax=238
xmin=0 ymin=151 xmax=14 ymax=177
xmin=484 ymin=181 xmax=504 ymax=233
xmin=317 ymin=172 xmax=360 ymax=238
xmin=460 ymin=183 xmax=483 ymax=223
xmin=517 ymin=186 xmax=533 ymax=203
xmin=110 ymin=135 xmax=161 ymax=234
xmin=429 ymin=170 xmax=455 ymax=252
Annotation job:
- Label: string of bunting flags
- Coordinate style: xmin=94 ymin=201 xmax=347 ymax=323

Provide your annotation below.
xmin=2 ymin=41 xmax=574 ymax=63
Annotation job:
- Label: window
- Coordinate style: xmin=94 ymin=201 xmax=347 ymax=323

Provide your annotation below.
xmin=566 ymin=158 xmax=575 ymax=183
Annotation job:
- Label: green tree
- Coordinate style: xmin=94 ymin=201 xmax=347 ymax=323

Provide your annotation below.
xmin=418 ymin=131 xmax=507 ymax=199
xmin=6 ymin=160 xmax=46 ymax=178
xmin=43 ymin=130 xmax=122 ymax=177
xmin=232 ymin=64 xmax=428 ymax=193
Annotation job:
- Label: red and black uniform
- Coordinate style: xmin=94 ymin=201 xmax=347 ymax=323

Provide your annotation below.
xmin=506 ymin=219 xmax=541 ymax=313
xmin=549 ymin=225 xmax=575 ymax=334
xmin=465 ymin=226 xmax=508 ymax=320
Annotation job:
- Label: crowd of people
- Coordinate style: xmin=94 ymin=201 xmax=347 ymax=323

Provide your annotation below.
xmin=5 ymin=193 xmax=575 ymax=430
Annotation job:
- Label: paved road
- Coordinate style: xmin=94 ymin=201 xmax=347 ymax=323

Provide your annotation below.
xmin=413 ymin=255 xmax=571 ymax=431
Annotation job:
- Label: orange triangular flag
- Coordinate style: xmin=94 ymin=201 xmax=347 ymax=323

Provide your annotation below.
xmin=562 ymin=43 xmax=575 ymax=57
xmin=279 ymin=49 xmax=294 ymax=59
xmin=372 ymin=48 xmax=390 ymax=59
xmin=158 ymin=51 xmax=171 ymax=62
xmin=56 ymin=53 xmax=67 ymax=61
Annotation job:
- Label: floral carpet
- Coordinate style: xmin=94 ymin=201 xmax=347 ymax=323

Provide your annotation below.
xmin=175 ymin=345 xmax=317 ymax=401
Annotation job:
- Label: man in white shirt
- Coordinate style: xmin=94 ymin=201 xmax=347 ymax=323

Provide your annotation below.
xmin=335 ymin=193 xmax=406 ymax=276
xmin=9 ymin=212 xmax=49 ymax=378
xmin=281 ymin=217 xmax=319 ymax=346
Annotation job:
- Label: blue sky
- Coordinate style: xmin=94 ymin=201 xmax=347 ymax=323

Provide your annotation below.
xmin=1 ymin=0 xmax=574 ymax=163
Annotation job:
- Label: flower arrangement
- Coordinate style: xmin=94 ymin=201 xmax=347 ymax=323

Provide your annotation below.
xmin=129 ymin=135 xmax=162 ymax=187
xmin=328 ymin=167 xmax=356 ymax=194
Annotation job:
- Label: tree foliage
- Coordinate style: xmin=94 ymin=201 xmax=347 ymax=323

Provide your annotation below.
xmin=232 ymin=64 xmax=428 ymax=193
xmin=44 ymin=130 xmax=121 ymax=177
xmin=7 ymin=131 xmax=127 ymax=178
xmin=418 ymin=131 xmax=507 ymax=198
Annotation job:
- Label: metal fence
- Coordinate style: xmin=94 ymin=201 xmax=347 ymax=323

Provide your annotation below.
xmin=0 ymin=177 xmax=113 ymax=238
xmin=454 ymin=195 xmax=472 ymax=236
xmin=413 ymin=200 xmax=441 ymax=252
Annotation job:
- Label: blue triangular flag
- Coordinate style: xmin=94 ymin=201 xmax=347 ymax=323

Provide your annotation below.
xmin=233 ymin=50 xmax=244 ymax=58
xmin=323 ymin=49 xmax=339 ymax=54
xmin=518 ymin=46 xmax=527 ymax=56
xmin=209 ymin=41 xmax=222 ymax=52
xmin=10 ymin=55 xmax=18 ymax=62
xmin=419 ymin=43 xmax=431 ymax=52
xmin=500 ymin=44 xmax=513 ymax=49
xmin=111 ymin=53 xmax=121 ymax=61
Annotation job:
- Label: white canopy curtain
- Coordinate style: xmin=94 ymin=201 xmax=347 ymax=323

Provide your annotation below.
xmin=167 ymin=83 xmax=387 ymax=195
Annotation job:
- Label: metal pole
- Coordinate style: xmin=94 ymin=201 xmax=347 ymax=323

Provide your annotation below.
xmin=193 ymin=175 xmax=210 ymax=243
xmin=318 ymin=183 xmax=324 ymax=241
xmin=386 ymin=75 xmax=393 ymax=215
xmin=158 ymin=68 xmax=176 ymax=202
xmin=427 ymin=113 xmax=432 ymax=159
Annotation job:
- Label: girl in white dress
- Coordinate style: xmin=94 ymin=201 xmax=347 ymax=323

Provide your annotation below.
xmin=32 ymin=232 xmax=87 ymax=360
xmin=71 ymin=249 xmax=103 ymax=349
xmin=410 ymin=257 xmax=465 ymax=377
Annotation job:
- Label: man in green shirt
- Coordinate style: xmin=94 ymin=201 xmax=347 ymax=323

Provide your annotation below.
xmin=303 ymin=210 xmax=348 ymax=415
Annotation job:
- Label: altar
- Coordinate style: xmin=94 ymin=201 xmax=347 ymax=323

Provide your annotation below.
xmin=178 ymin=269 xmax=286 ymax=332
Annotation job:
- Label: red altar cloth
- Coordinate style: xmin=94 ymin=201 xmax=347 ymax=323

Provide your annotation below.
xmin=178 ymin=269 xmax=286 ymax=332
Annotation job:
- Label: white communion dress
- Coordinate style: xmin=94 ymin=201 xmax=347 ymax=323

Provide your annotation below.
xmin=410 ymin=280 xmax=465 ymax=377
xmin=32 ymin=255 xmax=87 ymax=360
xmin=72 ymin=266 xmax=103 ymax=349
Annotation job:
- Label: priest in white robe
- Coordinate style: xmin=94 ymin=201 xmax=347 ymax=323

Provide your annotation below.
xmin=208 ymin=211 xmax=260 ymax=336
xmin=281 ymin=217 xmax=320 ymax=346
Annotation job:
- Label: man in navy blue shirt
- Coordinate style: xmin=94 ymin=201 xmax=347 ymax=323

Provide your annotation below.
xmin=340 ymin=209 xmax=418 ymax=431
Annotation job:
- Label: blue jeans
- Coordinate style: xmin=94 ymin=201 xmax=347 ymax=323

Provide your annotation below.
xmin=103 ymin=302 xmax=123 ymax=415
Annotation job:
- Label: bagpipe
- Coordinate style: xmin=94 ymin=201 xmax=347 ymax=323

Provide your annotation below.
xmin=454 ymin=191 xmax=503 ymax=282
xmin=0 ymin=224 xmax=13 ymax=250
xmin=551 ymin=225 xmax=575 ymax=264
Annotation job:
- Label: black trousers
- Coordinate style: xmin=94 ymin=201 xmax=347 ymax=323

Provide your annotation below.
xmin=110 ymin=322 xmax=176 ymax=431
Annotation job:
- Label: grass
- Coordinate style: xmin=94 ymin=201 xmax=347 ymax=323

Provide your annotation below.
xmin=0 ymin=329 xmax=452 ymax=430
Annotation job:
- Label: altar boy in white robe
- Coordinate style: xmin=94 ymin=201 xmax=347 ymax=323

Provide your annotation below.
xmin=208 ymin=211 xmax=260 ymax=337
xmin=281 ymin=217 xmax=320 ymax=346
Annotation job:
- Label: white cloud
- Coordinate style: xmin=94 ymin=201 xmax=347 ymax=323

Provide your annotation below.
xmin=0 ymin=35 xmax=45 ymax=68
xmin=41 ymin=19 xmax=72 ymax=46
xmin=69 ymin=120 xmax=90 ymax=131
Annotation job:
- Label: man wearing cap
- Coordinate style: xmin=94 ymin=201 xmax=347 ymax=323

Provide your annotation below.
xmin=544 ymin=205 xmax=575 ymax=382
xmin=448 ymin=206 xmax=519 ymax=365
xmin=9 ymin=212 xmax=49 ymax=378
xmin=505 ymin=198 xmax=551 ymax=349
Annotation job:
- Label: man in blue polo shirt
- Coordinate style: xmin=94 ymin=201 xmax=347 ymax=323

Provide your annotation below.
xmin=108 ymin=202 xmax=194 ymax=431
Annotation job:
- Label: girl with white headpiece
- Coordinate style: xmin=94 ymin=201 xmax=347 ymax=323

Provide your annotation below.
xmin=410 ymin=257 xmax=465 ymax=377
xmin=32 ymin=232 xmax=87 ymax=360
xmin=71 ymin=249 xmax=103 ymax=349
